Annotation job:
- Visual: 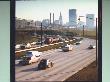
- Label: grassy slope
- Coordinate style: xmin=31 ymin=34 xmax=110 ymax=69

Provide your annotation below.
xmin=65 ymin=61 xmax=98 ymax=81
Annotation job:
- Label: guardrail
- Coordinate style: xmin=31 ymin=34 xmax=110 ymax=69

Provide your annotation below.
xmin=15 ymin=40 xmax=75 ymax=53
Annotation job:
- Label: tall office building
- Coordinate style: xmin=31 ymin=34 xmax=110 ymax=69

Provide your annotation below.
xmin=69 ymin=9 xmax=77 ymax=27
xmin=59 ymin=12 xmax=63 ymax=25
xmin=86 ymin=14 xmax=95 ymax=27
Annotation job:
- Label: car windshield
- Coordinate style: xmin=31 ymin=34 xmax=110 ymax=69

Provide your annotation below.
xmin=26 ymin=52 xmax=33 ymax=57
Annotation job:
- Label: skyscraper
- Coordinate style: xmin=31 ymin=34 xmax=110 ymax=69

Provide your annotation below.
xmin=59 ymin=12 xmax=63 ymax=25
xmin=86 ymin=14 xmax=95 ymax=27
xmin=69 ymin=9 xmax=77 ymax=27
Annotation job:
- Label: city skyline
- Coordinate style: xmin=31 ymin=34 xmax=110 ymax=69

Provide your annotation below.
xmin=16 ymin=0 xmax=98 ymax=24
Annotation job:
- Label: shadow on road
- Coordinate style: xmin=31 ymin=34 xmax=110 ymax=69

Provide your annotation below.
xmin=21 ymin=67 xmax=39 ymax=72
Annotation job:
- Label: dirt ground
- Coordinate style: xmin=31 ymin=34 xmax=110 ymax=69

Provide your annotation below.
xmin=65 ymin=61 xmax=98 ymax=82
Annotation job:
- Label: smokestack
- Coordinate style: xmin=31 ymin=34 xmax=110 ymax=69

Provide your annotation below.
xmin=53 ymin=13 xmax=54 ymax=27
xmin=50 ymin=13 xmax=51 ymax=24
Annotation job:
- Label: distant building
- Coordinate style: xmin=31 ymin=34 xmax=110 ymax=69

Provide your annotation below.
xmin=54 ymin=20 xmax=60 ymax=25
xmin=65 ymin=22 xmax=69 ymax=27
xmin=35 ymin=21 xmax=41 ymax=27
xmin=42 ymin=19 xmax=49 ymax=27
xmin=69 ymin=9 xmax=77 ymax=27
xmin=77 ymin=21 xmax=85 ymax=28
xmin=16 ymin=18 xmax=27 ymax=28
xmin=26 ymin=20 xmax=36 ymax=27
xmin=59 ymin=12 xmax=63 ymax=25
xmin=16 ymin=17 xmax=38 ymax=29
xmin=86 ymin=14 xmax=95 ymax=27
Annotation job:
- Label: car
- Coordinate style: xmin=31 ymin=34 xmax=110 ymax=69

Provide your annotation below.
xmin=31 ymin=42 xmax=37 ymax=45
xmin=62 ymin=44 xmax=73 ymax=52
xmin=38 ymin=59 xmax=54 ymax=70
xmin=26 ymin=43 xmax=32 ymax=48
xmin=80 ymin=37 xmax=83 ymax=40
xmin=75 ymin=41 xmax=82 ymax=45
xmin=19 ymin=51 xmax=41 ymax=65
xmin=88 ymin=45 xmax=96 ymax=49
xmin=15 ymin=44 xmax=26 ymax=50
xmin=36 ymin=40 xmax=44 ymax=45
xmin=15 ymin=44 xmax=21 ymax=50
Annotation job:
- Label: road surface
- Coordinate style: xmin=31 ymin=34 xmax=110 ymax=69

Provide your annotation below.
xmin=15 ymin=38 xmax=96 ymax=82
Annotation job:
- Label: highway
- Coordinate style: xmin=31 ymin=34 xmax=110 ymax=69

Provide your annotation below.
xmin=15 ymin=38 xmax=96 ymax=82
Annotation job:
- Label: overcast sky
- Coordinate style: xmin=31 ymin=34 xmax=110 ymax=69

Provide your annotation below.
xmin=16 ymin=0 xmax=98 ymax=24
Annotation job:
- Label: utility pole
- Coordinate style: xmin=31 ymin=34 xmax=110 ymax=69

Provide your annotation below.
xmin=41 ymin=23 xmax=43 ymax=46
xmin=35 ymin=23 xmax=37 ymax=37
xmin=96 ymin=18 xmax=98 ymax=66
xmin=83 ymin=25 xmax=84 ymax=37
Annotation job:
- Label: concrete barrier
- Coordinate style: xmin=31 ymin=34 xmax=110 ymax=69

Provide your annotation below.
xmin=15 ymin=40 xmax=74 ymax=53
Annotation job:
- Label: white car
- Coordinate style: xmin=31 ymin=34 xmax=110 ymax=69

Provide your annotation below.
xmin=88 ymin=45 xmax=96 ymax=49
xmin=62 ymin=44 xmax=73 ymax=52
xmin=15 ymin=44 xmax=21 ymax=49
xmin=26 ymin=43 xmax=32 ymax=48
xmin=31 ymin=42 xmax=37 ymax=45
xmin=75 ymin=41 xmax=82 ymax=45
xmin=19 ymin=51 xmax=42 ymax=65
xmin=15 ymin=44 xmax=26 ymax=50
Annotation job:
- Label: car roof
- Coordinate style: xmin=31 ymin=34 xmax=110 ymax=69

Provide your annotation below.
xmin=28 ymin=51 xmax=38 ymax=52
xmin=27 ymin=51 xmax=40 ymax=55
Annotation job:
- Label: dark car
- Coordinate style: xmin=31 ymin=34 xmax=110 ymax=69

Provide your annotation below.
xmin=38 ymin=59 xmax=53 ymax=70
xmin=19 ymin=57 xmax=31 ymax=65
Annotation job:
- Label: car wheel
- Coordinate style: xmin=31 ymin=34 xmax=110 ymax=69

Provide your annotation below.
xmin=29 ymin=62 xmax=32 ymax=65
xmin=51 ymin=62 xmax=53 ymax=67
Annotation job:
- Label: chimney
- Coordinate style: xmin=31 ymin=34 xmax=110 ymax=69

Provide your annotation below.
xmin=53 ymin=13 xmax=54 ymax=26
xmin=50 ymin=13 xmax=51 ymax=24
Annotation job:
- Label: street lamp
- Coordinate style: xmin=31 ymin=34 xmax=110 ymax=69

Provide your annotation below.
xmin=83 ymin=25 xmax=85 ymax=37
xmin=96 ymin=18 xmax=98 ymax=66
xmin=78 ymin=16 xmax=85 ymax=37
xmin=40 ymin=21 xmax=51 ymax=46
xmin=40 ymin=23 xmax=43 ymax=46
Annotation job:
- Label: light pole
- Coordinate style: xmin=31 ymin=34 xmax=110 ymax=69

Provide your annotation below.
xmin=83 ymin=25 xmax=85 ymax=37
xmin=87 ymin=17 xmax=98 ymax=66
xmin=41 ymin=20 xmax=51 ymax=46
xmin=78 ymin=16 xmax=85 ymax=37
xmin=40 ymin=23 xmax=43 ymax=46
xmin=96 ymin=18 xmax=98 ymax=66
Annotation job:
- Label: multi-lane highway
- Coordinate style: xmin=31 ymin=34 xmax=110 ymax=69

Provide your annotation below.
xmin=15 ymin=38 xmax=96 ymax=82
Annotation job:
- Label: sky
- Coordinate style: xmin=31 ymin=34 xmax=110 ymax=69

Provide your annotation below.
xmin=16 ymin=0 xmax=98 ymax=24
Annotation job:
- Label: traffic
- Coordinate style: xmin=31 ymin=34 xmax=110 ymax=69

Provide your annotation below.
xmin=15 ymin=37 xmax=96 ymax=81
